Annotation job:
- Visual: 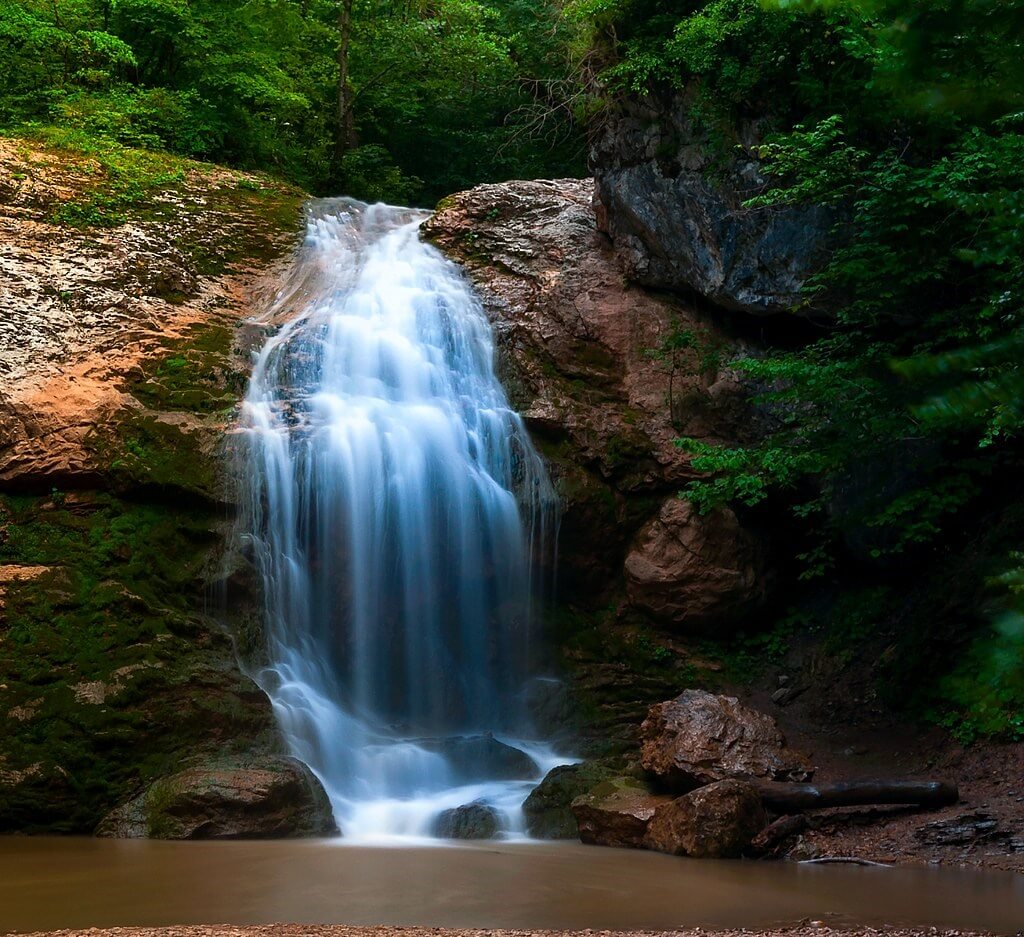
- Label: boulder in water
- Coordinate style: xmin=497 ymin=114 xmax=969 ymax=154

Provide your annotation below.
xmin=644 ymin=779 xmax=768 ymax=858
xmin=523 ymin=761 xmax=617 ymax=839
xmin=420 ymin=735 xmax=538 ymax=783
xmin=95 ymin=756 xmax=337 ymax=839
xmin=571 ymin=777 xmax=672 ymax=848
xmin=641 ymin=689 xmax=813 ymax=791
xmin=432 ymin=802 xmax=500 ymax=839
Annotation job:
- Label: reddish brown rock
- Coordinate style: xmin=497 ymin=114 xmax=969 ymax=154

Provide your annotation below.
xmin=95 ymin=756 xmax=337 ymax=839
xmin=423 ymin=181 xmax=756 ymax=596
xmin=624 ymin=498 xmax=765 ymax=631
xmin=644 ymin=779 xmax=768 ymax=858
xmin=571 ymin=777 xmax=673 ymax=848
xmin=641 ymin=689 xmax=813 ymax=791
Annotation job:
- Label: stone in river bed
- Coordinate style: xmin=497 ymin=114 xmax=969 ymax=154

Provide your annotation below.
xmin=417 ymin=734 xmax=538 ymax=783
xmin=432 ymin=802 xmax=501 ymax=839
xmin=95 ymin=755 xmax=337 ymax=839
xmin=641 ymin=689 xmax=814 ymax=791
xmin=571 ymin=777 xmax=672 ymax=848
xmin=523 ymin=762 xmax=617 ymax=839
xmin=643 ymin=779 xmax=768 ymax=858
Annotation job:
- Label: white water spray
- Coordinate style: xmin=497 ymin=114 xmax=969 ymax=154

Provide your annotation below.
xmin=239 ymin=199 xmax=562 ymax=840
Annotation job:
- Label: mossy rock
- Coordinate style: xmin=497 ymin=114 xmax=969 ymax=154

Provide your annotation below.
xmin=95 ymin=755 xmax=336 ymax=839
xmin=522 ymin=760 xmax=619 ymax=838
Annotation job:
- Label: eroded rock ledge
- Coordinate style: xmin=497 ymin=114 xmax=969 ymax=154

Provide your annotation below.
xmin=0 ymin=136 xmax=326 ymax=835
xmin=426 ymin=179 xmax=768 ymax=746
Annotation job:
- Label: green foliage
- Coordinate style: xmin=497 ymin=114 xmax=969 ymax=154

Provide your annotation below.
xmin=581 ymin=0 xmax=1024 ymax=739
xmin=0 ymin=0 xmax=588 ymax=200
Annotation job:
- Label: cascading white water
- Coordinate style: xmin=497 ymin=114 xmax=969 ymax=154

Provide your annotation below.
xmin=239 ymin=199 xmax=562 ymax=841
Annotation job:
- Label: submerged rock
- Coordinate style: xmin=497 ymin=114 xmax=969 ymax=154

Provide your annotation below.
xmin=523 ymin=762 xmax=617 ymax=839
xmin=432 ymin=802 xmax=500 ymax=839
xmin=624 ymin=498 xmax=765 ymax=632
xmin=419 ymin=735 xmax=538 ymax=783
xmin=95 ymin=756 xmax=336 ymax=839
xmin=571 ymin=776 xmax=672 ymax=848
xmin=641 ymin=689 xmax=813 ymax=791
xmin=644 ymin=779 xmax=768 ymax=858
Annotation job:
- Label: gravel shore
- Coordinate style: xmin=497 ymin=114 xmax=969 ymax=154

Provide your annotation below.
xmin=10 ymin=925 xmax=1008 ymax=937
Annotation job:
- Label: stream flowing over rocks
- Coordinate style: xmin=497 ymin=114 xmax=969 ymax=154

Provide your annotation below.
xmin=2 ymin=135 xmax=1021 ymax=873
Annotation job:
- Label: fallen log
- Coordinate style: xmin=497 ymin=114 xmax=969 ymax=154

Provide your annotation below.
xmin=753 ymin=779 xmax=959 ymax=812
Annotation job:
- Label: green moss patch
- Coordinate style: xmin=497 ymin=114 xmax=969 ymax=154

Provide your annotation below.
xmin=0 ymin=492 xmax=273 ymax=833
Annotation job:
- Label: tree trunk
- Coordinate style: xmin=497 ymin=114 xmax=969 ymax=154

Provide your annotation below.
xmin=335 ymin=0 xmax=356 ymax=164
xmin=753 ymin=779 xmax=959 ymax=812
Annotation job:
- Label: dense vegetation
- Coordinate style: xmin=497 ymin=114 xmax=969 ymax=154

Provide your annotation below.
xmin=0 ymin=0 xmax=587 ymax=201
xmin=586 ymin=0 xmax=1024 ymax=739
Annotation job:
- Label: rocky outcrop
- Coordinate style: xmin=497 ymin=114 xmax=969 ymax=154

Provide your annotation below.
xmin=523 ymin=761 xmax=617 ymax=839
xmin=590 ymin=90 xmax=838 ymax=315
xmin=624 ymin=498 xmax=765 ymax=632
xmin=644 ymin=779 xmax=768 ymax=858
xmin=571 ymin=777 xmax=672 ymax=848
xmin=432 ymin=802 xmax=501 ymax=839
xmin=641 ymin=690 xmax=813 ymax=790
xmin=426 ymin=179 xmax=772 ymax=754
xmin=424 ymin=179 xmax=756 ymax=597
xmin=95 ymin=756 xmax=336 ymax=839
xmin=0 ymin=136 xmax=306 ymax=834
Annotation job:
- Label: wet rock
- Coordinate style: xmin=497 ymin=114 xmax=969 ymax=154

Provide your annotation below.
xmin=644 ymin=779 xmax=768 ymax=858
xmin=95 ymin=756 xmax=337 ymax=839
xmin=915 ymin=812 xmax=1004 ymax=846
xmin=624 ymin=498 xmax=765 ymax=632
xmin=523 ymin=762 xmax=617 ymax=839
xmin=590 ymin=90 xmax=840 ymax=315
xmin=432 ymin=802 xmax=500 ymax=840
xmin=640 ymin=689 xmax=813 ymax=791
xmin=571 ymin=776 xmax=672 ymax=848
xmin=419 ymin=735 xmax=538 ymax=783
xmin=424 ymin=180 xmax=755 ymax=598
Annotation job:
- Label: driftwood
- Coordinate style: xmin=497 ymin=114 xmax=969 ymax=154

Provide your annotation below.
xmin=799 ymin=856 xmax=892 ymax=867
xmin=753 ymin=779 xmax=959 ymax=812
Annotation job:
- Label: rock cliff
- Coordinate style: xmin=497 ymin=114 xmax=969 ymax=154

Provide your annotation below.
xmin=589 ymin=90 xmax=838 ymax=316
xmin=425 ymin=179 xmax=767 ymax=748
xmin=0 ymin=136 xmax=330 ymax=834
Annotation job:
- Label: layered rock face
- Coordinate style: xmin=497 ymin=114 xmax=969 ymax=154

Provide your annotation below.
xmin=0 ymin=137 xmax=322 ymax=834
xmin=426 ymin=179 xmax=768 ymax=748
xmin=590 ymin=90 xmax=837 ymax=315
xmin=425 ymin=179 xmax=756 ymax=596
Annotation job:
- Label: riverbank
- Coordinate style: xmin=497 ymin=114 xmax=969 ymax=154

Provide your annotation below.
xmin=9 ymin=924 xmax=1005 ymax=937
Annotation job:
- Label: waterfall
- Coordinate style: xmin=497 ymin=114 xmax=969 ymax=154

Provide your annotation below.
xmin=238 ymin=199 xmax=561 ymax=840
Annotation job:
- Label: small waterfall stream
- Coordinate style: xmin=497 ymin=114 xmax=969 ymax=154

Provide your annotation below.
xmin=239 ymin=199 xmax=562 ymax=840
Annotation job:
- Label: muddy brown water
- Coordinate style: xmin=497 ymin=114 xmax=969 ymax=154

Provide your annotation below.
xmin=0 ymin=838 xmax=1022 ymax=935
